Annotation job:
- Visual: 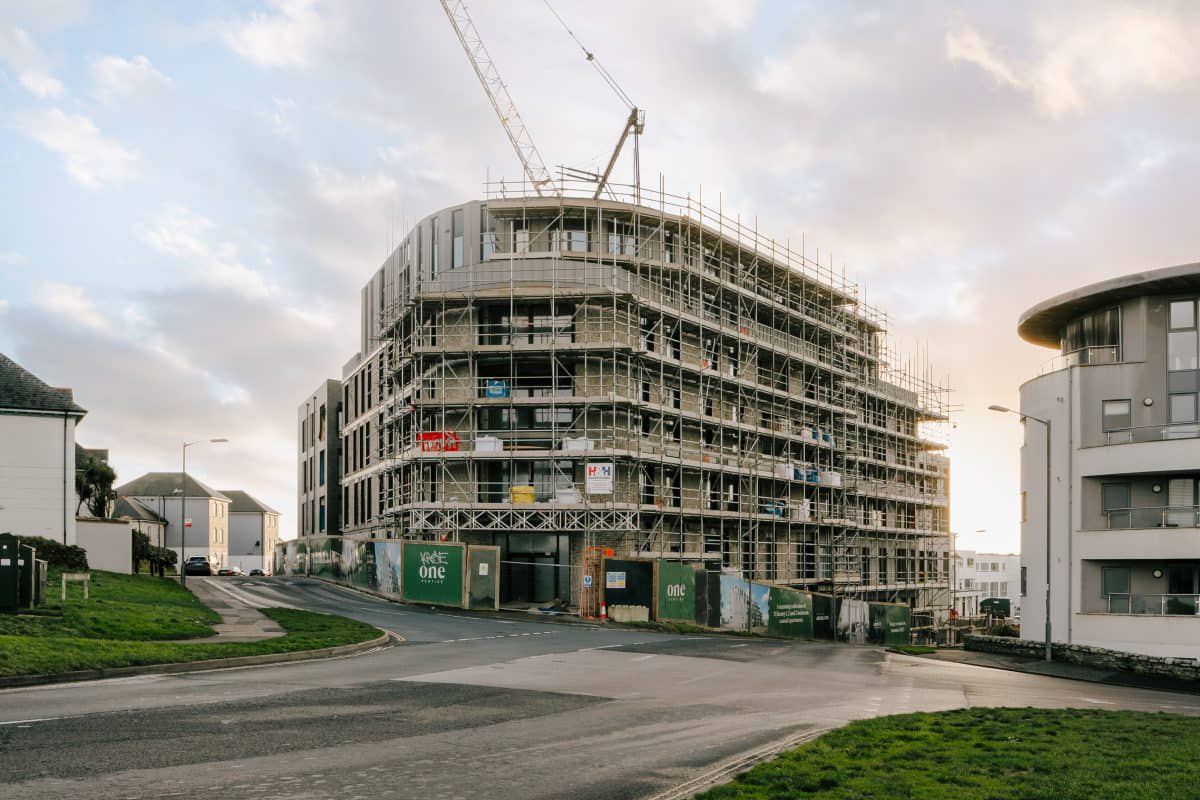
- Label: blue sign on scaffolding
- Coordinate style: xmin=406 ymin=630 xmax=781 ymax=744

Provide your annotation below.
xmin=485 ymin=379 xmax=510 ymax=398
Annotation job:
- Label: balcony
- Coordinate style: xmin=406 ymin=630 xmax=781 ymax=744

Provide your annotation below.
xmin=1103 ymin=506 xmax=1200 ymax=529
xmin=1037 ymin=345 xmax=1120 ymax=376
xmin=1105 ymin=593 xmax=1200 ymax=615
xmin=1099 ymin=422 xmax=1200 ymax=446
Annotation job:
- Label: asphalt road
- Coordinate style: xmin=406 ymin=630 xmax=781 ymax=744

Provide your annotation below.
xmin=4 ymin=576 xmax=1200 ymax=799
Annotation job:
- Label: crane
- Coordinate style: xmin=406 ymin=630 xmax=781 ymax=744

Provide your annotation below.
xmin=439 ymin=0 xmax=557 ymax=196
xmin=439 ymin=0 xmax=644 ymax=200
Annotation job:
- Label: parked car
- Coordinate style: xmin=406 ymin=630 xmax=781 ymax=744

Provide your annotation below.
xmin=248 ymin=568 xmax=268 ymax=577
xmin=184 ymin=556 xmax=212 ymax=576
xmin=217 ymin=566 xmax=245 ymax=577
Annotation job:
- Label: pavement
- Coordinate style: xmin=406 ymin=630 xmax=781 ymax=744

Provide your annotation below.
xmin=916 ymin=646 xmax=1200 ymax=695
xmin=3 ymin=576 xmax=1200 ymax=799
xmin=176 ymin=577 xmax=285 ymax=642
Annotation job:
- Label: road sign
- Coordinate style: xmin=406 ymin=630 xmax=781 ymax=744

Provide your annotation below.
xmin=184 ymin=518 xmax=192 ymax=528
xmin=583 ymin=574 xmax=592 ymax=588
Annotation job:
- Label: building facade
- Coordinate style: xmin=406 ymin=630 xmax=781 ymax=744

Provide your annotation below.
xmin=116 ymin=473 xmax=230 ymax=568
xmin=309 ymin=182 xmax=952 ymax=611
xmin=1018 ymin=262 xmax=1200 ymax=658
xmin=297 ymin=379 xmax=341 ymax=537
xmin=223 ymin=489 xmax=281 ymax=573
xmin=0 ymin=353 xmax=87 ymax=545
xmin=952 ymin=550 xmax=1019 ymax=618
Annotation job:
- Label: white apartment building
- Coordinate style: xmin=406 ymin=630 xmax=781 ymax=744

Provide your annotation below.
xmin=222 ymin=489 xmax=281 ymax=573
xmin=952 ymin=549 xmax=1019 ymax=618
xmin=0 ymin=352 xmax=87 ymax=545
xmin=1018 ymin=262 xmax=1200 ymax=658
xmin=116 ymin=473 xmax=230 ymax=568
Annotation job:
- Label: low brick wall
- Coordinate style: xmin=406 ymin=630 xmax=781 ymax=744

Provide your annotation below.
xmin=965 ymin=634 xmax=1200 ymax=681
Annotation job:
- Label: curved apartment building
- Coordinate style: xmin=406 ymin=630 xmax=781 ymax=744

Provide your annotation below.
xmin=308 ymin=182 xmax=950 ymax=613
xmin=1018 ymin=262 xmax=1200 ymax=658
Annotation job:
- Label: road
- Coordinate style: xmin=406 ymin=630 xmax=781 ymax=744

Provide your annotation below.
xmin=3 ymin=576 xmax=1199 ymax=799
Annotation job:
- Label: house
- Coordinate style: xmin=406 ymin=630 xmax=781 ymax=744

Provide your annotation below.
xmin=112 ymin=496 xmax=168 ymax=549
xmin=220 ymin=489 xmax=281 ymax=573
xmin=0 ymin=352 xmax=87 ymax=544
xmin=116 ymin=472 xmax=230 ymax=569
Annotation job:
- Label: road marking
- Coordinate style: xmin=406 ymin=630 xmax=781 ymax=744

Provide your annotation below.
xmin=0 ymin=717 xmax=61 ymax=726
xmin=1080 ymin=697 xmax=1115 ymax=705
xmin=730 ymin=644 xmax=749 ymax=648
xmin=631 ymin=654 xmax=656 ymax=662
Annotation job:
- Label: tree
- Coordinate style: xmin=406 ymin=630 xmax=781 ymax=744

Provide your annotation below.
xmin=76 ymin=452 xmax=117 ymax=518
xmin=132 ymin=530 xmax=150 ymax=574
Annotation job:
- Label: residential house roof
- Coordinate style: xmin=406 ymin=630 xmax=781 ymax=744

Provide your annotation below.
xmin=113 ymin=496 xmax=167 ymax=524
xmin=0 ymin=352 xmax=87 ymax=415
xmin=220 ymin=489 xmax=279 ymax=515
xmin=116 ymin=472 xmax=230 ymax=501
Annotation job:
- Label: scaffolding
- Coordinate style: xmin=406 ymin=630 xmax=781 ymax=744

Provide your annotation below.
xmin=343 ymin=174 xmax=951 ymax=614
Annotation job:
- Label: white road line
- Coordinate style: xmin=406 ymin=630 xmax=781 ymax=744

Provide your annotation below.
xmin=0 ymin=717 xmax=61 ymax=726
xmin=631 ymin=654 xmax=656 ymax=662
xmin=1081 ymin=697 xmax=1116 ymax=705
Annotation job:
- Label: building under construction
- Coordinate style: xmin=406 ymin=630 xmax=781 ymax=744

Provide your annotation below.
xmin=315 ymin=177 xmax=952 ymax=615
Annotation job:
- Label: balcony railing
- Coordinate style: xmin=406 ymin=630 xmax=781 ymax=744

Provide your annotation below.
xmin=1105 ymin=593 xmax=1200 ymax=615
xmin=1038 ymin=345 xmax=1120 ymax=376
xmin=1100 ymin=423 xmax=1200 ymax=445
xmin=1103 ymin=506 xmax=1200 ymax=529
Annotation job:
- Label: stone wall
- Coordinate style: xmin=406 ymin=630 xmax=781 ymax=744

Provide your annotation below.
xmin=965 ymin=634 xmax=1200 ymax=681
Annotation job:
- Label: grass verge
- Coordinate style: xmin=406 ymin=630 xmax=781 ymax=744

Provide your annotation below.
xmin=0 ymin=571 xmax=381 ymax=677
xmin=697 ymin=707 xmax=1200 ymax=800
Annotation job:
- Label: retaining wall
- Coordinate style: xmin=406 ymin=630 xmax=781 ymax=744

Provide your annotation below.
xmin=965 ymin=634 xmax=1200 ymax=681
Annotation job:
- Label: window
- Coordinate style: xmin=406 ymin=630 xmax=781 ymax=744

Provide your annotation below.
xmin=1020 ymin=565 xmax=1027 ymax=595
xmin=451 ymin=209 xmax=464 ymax=268
xmin=1020 ymin=490 xmax=1027 ymax=523
xmin=1101 ymin=566 xmax=1130 ymax=597
xmin=430 ymin=217 xmax=439 ymax=277
xmin=319 ymin=451 xmax=326 ymax=486
xmin=1171 ymin=300 xmax=1195 ymax=330
xmin=1101 ymin=399 xmax=1130 ymax=431
xmin=1102 ymin=482 xmax=1131 ymax=529
xmin=1170 ymin=393 xmax=1197 ymax=423
xmin=318 ymin=404 xmax=326 ymax=440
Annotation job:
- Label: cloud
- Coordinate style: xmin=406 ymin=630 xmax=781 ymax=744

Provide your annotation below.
xmin=221 ymin=0 xmax=326 ymax=68
xmin=0 ymin=25 xmax=65 ymax=99
xmin=16 ymin=108 xmax=139 ymax=188
xmin=138 ymin=206 xmax=278 ymax=299
xmin=0 ymin=252 xmax=26 ymax=265
xmin=91 ymin=54 xmax=172 ymax=105
xmin=19 ymin=70 xmax=63 ymax=98
xmin=945 ymin=27 xmax=1023 ymax=89
xmin=36 ymin=281 xmax=111 ymax=333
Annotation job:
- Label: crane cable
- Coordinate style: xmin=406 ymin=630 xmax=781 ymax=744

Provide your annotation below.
xmin=542 ymin=0 xmax=635 ymax=110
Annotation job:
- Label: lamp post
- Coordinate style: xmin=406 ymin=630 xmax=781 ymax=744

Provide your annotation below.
xmin=180 ymin=438 xmax=228 ymax=585
xmin=989 ymin=404 xmax=1052 ymax=662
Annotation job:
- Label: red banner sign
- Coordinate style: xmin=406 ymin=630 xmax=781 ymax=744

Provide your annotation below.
xmin=419 ymin=431 xmax=461 ymax=452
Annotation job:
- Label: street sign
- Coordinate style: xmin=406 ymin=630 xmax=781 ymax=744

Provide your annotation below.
xmin=184 ymin=518 xmax=192 ymax=528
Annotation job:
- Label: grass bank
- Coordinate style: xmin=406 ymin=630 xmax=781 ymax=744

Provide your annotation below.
xmin=698 ymin=707 xmax=1200 ymax=800
xmin=0 ymin=571 xmax=381 ymax=677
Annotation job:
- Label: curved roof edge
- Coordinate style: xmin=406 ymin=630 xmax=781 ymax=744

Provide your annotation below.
xmin=1018 ymin=261 xmax=1200 ymax=348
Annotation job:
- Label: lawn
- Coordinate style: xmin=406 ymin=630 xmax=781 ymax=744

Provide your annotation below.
xmin=0 ymin=570 xmax=381 ymax=677
xmin=698 ymin=707 xmax=1200 ymax=800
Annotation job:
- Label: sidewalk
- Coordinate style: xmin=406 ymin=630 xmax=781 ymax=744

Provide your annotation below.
xmin=176 ymin=577 xmax=284 ymax=642
xmin=912 ymin=647 xmax=1200 ymax=695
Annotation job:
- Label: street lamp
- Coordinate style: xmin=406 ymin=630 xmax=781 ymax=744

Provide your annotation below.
xmin=180 ymin=438 xmax=228 ymax=586
xmin=989 ymin=404 xmax=1052 ymax=662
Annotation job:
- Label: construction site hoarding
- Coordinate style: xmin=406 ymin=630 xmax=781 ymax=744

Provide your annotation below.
xmin=766 ymin=585 xmax=814 ymax=638
xmin=869 ymin=603 xmax=911 ymax=646
xmin=466 ymin=545 xmax=500 ymax=610
xmin=655 ymin=560 xmax=695 ymax=623
xmin=602 ymin=558 xmax=653 ymax=611
xmin=402 ymin=542 xmax=465 ymax=607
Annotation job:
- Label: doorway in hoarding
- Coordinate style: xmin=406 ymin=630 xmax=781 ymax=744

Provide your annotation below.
xmin=495 ymin=533 xmax=569 ymax=604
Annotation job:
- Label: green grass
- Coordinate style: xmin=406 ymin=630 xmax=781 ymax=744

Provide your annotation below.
xmin=698 ymin=707 xmax=1200 ymax=800
xmin=889 ymin=645 xmax=937 ymax=655
xmin=0 ymin=570 xmax=381 ymax=677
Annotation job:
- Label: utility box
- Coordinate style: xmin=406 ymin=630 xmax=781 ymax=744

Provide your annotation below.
xmin=17 ymin=543 xmax=35 ymax=608
xmin=0 ymin=534 xmax=19 ymax=613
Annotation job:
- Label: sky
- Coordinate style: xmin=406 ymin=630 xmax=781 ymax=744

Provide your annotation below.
xmin=3 ymin=1 xmax=1200 ymax=552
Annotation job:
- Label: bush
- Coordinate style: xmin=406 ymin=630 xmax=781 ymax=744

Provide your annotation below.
xmin=13 ymin=535 xmax=89 ymax=571
xmin=987 ymin=621 xmax=1020 ymax=638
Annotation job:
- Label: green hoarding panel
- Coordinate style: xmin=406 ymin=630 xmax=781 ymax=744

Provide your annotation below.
xmin=767 ymin=586 xmax=813 ymax=638
xmin=656 ymin=560 xmax=695 ymax=622
xmin=402 ymin=542 xmax=464 ymax=607
xmin=883 ymin=604 xmax=910 ymax=646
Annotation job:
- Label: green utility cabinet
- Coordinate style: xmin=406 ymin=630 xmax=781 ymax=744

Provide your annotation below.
xmin=0 ymin=534 xmax=19 ymax=613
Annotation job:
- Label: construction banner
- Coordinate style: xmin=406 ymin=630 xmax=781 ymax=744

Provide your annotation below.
xmin=766 ymin=586 xmax=814 ymax=638
xmin=655 ymin=560 xmax=695 ymax=622
xmin=402 ymin=542 xmax=465 ymax=607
